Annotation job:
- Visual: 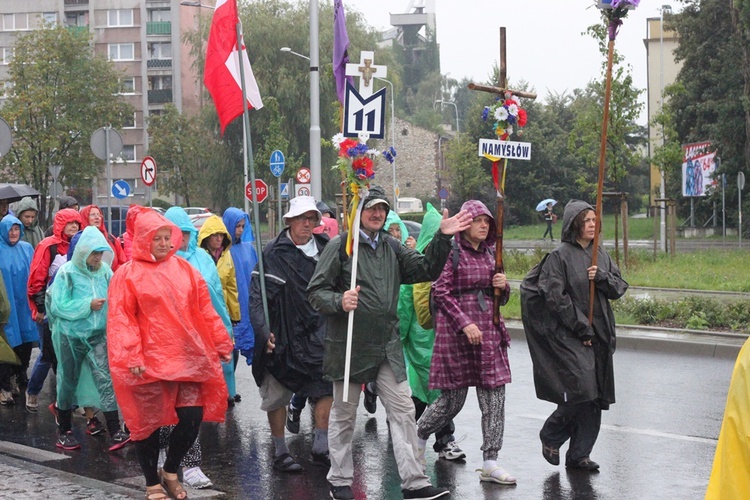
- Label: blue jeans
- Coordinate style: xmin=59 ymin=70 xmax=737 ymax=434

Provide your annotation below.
xmin=26 ymin=323 xmax=52 ymax=396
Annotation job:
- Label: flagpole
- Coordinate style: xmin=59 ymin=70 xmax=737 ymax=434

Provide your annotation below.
xmin=236 ymin=20 xmax=269 ymax=326
xmin=342 ymin=197 xmax=364 ymax=402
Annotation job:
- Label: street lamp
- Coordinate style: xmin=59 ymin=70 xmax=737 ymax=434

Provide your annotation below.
xmin=434 ymin=99 xmax=459 ymax=134
xmin=659 ymin=4 xmax=672 ymax=252
xmin=280 ymin=41 xmax=322 ymax=201
xmin=375 ymin=77 xmax=397 ymax=205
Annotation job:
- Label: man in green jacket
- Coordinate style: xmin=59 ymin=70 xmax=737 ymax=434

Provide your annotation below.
xmin=16 ymin=197 xmax=44 ymax=249
xmin=307 ymin=186 xmax=471 ymax=500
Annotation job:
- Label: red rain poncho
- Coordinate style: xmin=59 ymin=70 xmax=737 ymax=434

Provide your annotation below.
xmin=107 ymin=210 xmax=233 ymax=441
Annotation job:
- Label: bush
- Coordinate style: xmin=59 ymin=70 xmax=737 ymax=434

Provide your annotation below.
xmin=612 ymin=296 xmax=750 ymax=333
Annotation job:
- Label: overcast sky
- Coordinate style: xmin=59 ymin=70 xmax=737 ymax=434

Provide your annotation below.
xmin=345 ymin=1 xmax=678 ymax=125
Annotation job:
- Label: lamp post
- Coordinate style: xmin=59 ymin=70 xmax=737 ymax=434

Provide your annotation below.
xmin=280 ymin=42 xmax=322 ymax=200
xmin=375 ymin=77 xmax=397 ymax=206
xmin=659 ymin=4 xmax=672 ymax=252
xmin=434 ymin=99 xmax=459 ymax=134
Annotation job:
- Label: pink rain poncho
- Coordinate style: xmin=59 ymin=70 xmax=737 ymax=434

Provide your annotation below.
xmin=106 ymin=210 xmax=233 ymax=440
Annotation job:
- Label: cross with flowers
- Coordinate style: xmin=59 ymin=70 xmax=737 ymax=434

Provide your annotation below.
xmin=468 ymin=27 xmax=536 ymax=325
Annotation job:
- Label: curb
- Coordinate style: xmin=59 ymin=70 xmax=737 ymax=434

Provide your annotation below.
xmin=505 ymin=319 xmax=746 ymax=360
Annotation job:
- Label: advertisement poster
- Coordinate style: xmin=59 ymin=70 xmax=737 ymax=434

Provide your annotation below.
xmin=682 ymin=141 xmax=717 ymax=197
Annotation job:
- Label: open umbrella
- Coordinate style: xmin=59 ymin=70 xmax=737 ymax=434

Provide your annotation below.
xmin=536 ymin=198 xmax=557 ymax=212
xmin=0 ymin=183 xmax=40 ymax=203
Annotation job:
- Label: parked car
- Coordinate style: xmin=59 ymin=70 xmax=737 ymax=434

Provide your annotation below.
xmin=183 ymin=207 xmax=211 ymax=215
xmin=189 ymin=212 xmax=213 ymax=230
xmin=402 ymin=220 xmax=422 ymax=241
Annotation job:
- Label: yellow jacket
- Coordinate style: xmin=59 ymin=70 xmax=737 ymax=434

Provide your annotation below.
xmin=198 ymin=215 xmax=240 ymax=323
xmin=706 ymin=337 xmax=750 ymax=499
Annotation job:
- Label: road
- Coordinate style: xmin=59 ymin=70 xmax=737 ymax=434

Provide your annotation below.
xmin=0 ymin=332 xmax=739 ymax=499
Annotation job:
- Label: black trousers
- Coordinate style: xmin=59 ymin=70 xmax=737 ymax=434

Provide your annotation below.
xmin=539 ymin=400 xmax=602 ymax=464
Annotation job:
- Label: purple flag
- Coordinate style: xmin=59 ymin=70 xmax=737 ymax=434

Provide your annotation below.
xmin=333 ymin=0 xmax=353 ymax=105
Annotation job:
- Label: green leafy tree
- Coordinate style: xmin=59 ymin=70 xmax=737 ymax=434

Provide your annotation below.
xmin=0 ymin=25 xmax=132 ymax=224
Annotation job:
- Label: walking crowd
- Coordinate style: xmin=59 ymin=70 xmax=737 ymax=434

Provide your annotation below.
xmin=0 ymin=191 xmax=630 ymax=500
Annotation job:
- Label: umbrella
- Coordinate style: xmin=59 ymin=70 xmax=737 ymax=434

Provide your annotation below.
xmin=536 ymin=199 xmax=557 ymax=212
xmin=0 ymin=183 xmax=40 ymax=203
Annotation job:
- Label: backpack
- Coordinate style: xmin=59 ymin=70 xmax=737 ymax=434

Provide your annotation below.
xmin=519 ymin=253 xmax=551 ymax=322
xmin=551 ymin=214 xmax=558 ymax=224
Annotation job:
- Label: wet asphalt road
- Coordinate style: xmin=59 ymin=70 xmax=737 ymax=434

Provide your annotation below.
xmin=0 ymin=336 xmax=737 ymax=499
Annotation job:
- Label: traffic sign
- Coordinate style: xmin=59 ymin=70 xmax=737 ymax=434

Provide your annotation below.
xmin=296 ymin=167 xmax=311 ymax=184
xmin=112 ymin=179 xmax=131 ymax=199
xmin=270 ymin=150 xmax=286 ymax=178
xmin=438 ymin=188 xmax=449 ymax=200
xmin=246 ymin=179 xmax=269 ymax=203
xmin=141 ymin=156 xmax=157 ymax=186
xmin=91 ymin=127 xmax=123 ymax=161
xmin=296 ymin=184 xmax=311 ymax=198
xmin=280 ymin=183 xmax=289 ymax=200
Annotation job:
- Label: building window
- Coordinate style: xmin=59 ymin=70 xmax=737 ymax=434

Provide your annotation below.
xmin=1 ymin=48 xmax=12 ymax=65
xmin=66 ymin=12 xmax=87 ymax=28
xmin=121 ymin=145 xmax=136 ymax=162
xmin=3 ymin=81 xmax=13 ymax=98
xmin=3 ymin=13 xmax=30 ymax=31
xmin=108 ymin=43 xmax=134 ymax=61
xmin=42 ymin=12 xmax=57 ymax=25
xmin=148 ymin=42 xmax=171 ymax=60
xmin=148 ymin=75 xmax=172 ymax=91
xmin=108 ymin=10 xmax=133 ymax=27
xmin=122 ymin=113 xmax=137 ymax=129
xmin=119 ymin=77 xmax=136 ymax=95
xmin=148 ymin=9 xmax=171 ymax=22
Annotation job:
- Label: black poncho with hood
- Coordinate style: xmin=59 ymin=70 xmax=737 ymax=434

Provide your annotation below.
xmin=522 ymin=200 xmax=628 ymax=408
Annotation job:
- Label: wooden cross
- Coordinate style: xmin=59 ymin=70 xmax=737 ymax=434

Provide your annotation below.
xmin=345 ymin=51 xmax=387 ymax=98
xmin=468 ymin=27 xmax=537 ymax=326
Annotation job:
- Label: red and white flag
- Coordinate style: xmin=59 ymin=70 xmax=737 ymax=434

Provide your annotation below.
xmin=204 ymin=0 xmax=263 ymax=134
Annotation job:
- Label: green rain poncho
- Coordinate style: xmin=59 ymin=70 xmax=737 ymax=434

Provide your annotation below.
xmin=46 ymin=226 xmax=115 ymax=410
xmin=385 ymin=210 xmax=409 ymax=244
xmin=398 ymin=203 xmax=442 ymax=404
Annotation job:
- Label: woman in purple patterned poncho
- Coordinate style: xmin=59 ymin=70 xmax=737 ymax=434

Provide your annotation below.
xmin=416 ymin=199 xmax=515 ymax=486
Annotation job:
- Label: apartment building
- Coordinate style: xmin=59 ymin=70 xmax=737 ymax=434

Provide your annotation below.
xmin=0 ymin=0 xmax=209 ymax=206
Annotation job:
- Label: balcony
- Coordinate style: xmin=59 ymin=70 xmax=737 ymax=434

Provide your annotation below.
xmin=147 ymin=22 xmax=171 ymax=36
xmin=66 ymin=26 xmax=89 ymax=36
xmin=148 ymin=89 xmax=172 ymax=104
xmin=147 ymin=59 xmax=172 ymax=69
xmin=64 ymin=0 xmax=89 ymax=4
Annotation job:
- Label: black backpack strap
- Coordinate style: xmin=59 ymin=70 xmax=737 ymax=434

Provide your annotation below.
xmin=451 ymin=238 xmax=460 ymax=271
xmin=48 ymin=243 xmax=58 ymax=269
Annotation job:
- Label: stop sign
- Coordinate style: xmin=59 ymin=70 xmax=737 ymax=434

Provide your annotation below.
xmin=246 ymin=179 xmax=268 ymax=203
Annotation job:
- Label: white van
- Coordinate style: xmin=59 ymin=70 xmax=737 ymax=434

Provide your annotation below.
xmin=396 ymin=197 xmax=423 ymax=214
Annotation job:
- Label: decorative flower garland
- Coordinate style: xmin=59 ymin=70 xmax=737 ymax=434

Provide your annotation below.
xmin=331 ymin=133 xmax=395 ymax=195
xmin=482 ymin=92 xmax=528 ymax=140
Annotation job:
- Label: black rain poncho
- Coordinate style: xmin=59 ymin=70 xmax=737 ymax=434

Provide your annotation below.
xmin=521 ymin=200 xmax=628 ymax=407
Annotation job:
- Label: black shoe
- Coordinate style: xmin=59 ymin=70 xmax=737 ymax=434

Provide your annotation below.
xmin=227 ymin=397 xmax=235 ymax=408
xmin=86 ymin=416 xmax=105 ymax=436
xmin=542 ymin=441 xmax=560 ymax=465
xmin=363 ymin=385 xmax=377 ymax=414
xmin=311 ymin=450 xmax=331 ymax=468
xmin=566 ymin=457 xmax=600 ymax=471
xmin=234 ymin=393 xmax=242 ymax=402
xmin=402 ymin=485 xmax=450 ymax=499
xmin=329 ymin=484 xmax=354 ymax=500
xmin=56 ymin=431 xmax=81 ymax=450
xmin=286 ymin=404 xmax=301 ymax=434
xmin=273 ymin=452 xmax=304 ymax=472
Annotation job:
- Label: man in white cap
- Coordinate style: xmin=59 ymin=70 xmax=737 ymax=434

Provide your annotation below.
xmin=307 ymin=186 xmax=472 ymax=500
xmin=250 ymin=196 xmax=333 ymax=473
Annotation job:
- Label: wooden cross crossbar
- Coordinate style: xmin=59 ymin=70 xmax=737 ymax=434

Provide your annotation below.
xmin=467 ymin=83 xmax=537 ymax=100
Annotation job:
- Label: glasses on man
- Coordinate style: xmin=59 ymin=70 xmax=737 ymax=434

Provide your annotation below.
xmin=295 ymin=215 xmax=319 ymax=224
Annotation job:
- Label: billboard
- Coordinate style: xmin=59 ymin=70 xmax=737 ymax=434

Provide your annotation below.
xmin=682 ymin=141 xmax=717 ymax=197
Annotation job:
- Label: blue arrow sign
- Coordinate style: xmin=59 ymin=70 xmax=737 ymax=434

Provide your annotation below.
xmin=280 ymin=182 xmax=289 ymax=200
xmin=270 ymin=150 xmax=285 ymax=178
xmin=112 ymin=179 xmax=131 ymax=199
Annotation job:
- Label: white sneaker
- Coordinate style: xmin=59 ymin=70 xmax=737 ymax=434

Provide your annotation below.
xmin=438 ymin=441 xmax=467 ymax=461
xmin=183 ymin=466 xmax=213 ymax=489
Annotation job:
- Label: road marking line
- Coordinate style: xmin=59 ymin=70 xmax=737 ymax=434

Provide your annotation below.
xmin=519 ymin=415 xmax=717 ymax=444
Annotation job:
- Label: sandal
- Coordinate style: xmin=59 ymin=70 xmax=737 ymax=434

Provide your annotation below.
xmin=272 ymin=452 xmax=304 ymax=472
xmin=476 ymin=466 xmax=517 ymax=485
xmin=542 ymin=442 xmax=560 ymax=465
xmin=159 ymin=468 xmax=188 ymax=499
xmin=145 ymin=485 xmax=169 ymax=500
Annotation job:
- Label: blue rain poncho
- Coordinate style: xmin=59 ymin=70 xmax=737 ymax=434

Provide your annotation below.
xmin=222 ymin=207 xmax=258 ymax=359
xmin=46 ymin=226 xmax=116 ymax=410
xmin=0 ymin=215 xmax=37 ymax=348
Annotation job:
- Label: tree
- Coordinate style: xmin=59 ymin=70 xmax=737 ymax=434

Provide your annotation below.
xmin=0 ymin=25 xmax=132 ymax=224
